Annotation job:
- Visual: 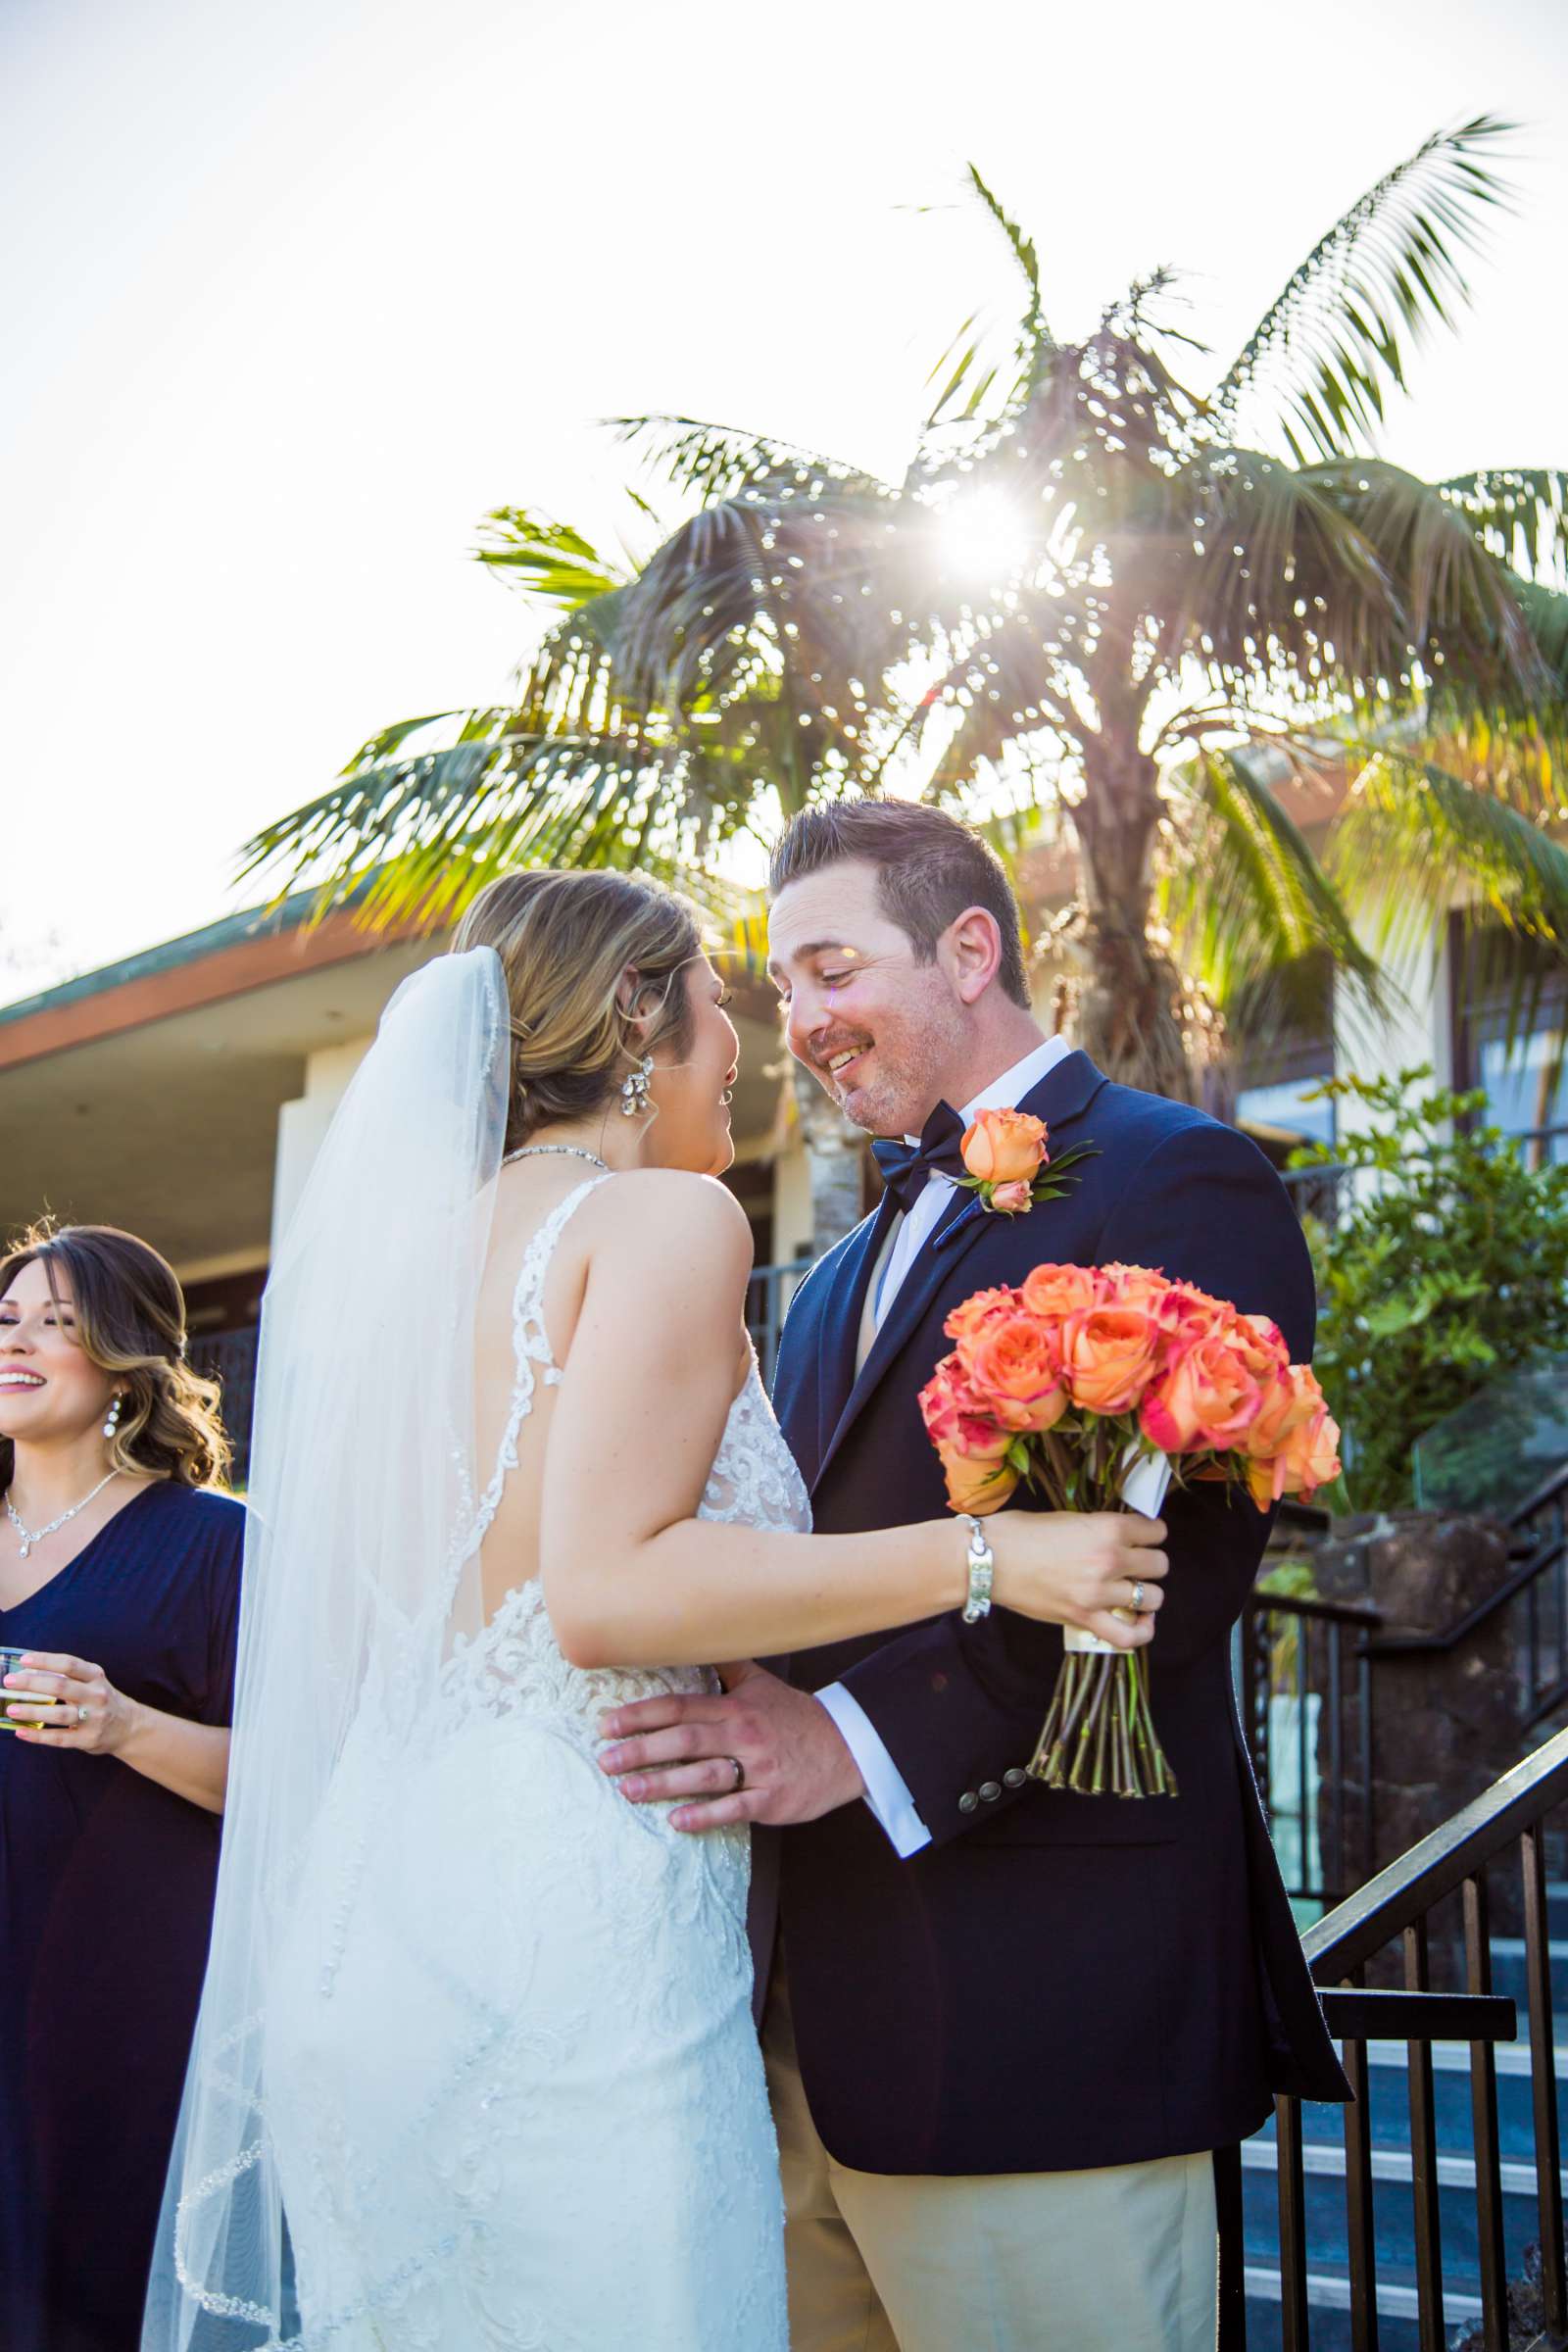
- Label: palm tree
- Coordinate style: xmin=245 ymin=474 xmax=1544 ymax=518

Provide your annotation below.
xmin=246 ymin=115 xmax=1568 ymax=1224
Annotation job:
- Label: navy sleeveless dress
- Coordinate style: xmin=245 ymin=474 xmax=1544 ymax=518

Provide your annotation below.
xmin=0 ymin=1481 xmax=243 ymax=2351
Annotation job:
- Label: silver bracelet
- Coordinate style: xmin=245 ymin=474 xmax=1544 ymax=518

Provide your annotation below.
xmin=960 ymin=1514 xmax=995 ymax=1624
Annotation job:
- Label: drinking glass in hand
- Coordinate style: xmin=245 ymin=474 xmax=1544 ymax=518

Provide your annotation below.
xmin=0 ymin=1648 xmax=60 ymax=1732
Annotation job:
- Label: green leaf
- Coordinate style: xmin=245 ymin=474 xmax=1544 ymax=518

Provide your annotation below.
xmin=474 ymin=507 xmax=627 ymax=611
xmin=1214 ymin=116 xmax=1517 ymax=461
xmin=1160 ymin=745 xmax=1383 ymax=1016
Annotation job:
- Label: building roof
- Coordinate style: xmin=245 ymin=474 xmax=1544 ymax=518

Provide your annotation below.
xmin=0 ymin=888 xmax=428 ymax=1070
xmin=0 ymin=885 xmax=788 ymax=1278
xmin=0 ymin=892 xmax=439 ymax=1274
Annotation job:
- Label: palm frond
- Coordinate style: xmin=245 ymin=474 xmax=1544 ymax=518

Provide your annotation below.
xmin=967 ymin=164 xmax=1048 ymax=350
xmin=1159 ymin=746 xmax=1383 ymax=1012
xmin=1325 ymin=459 xmax=1542 ymax=694
xmin=612 ymin=484 xmax=916 ymax=781
xmin=1160 ymin=451 xmax=1552 ymax=715
xmin=474 ymin=507 xmax=628 ymax=611
xmin=335 ymin=709 xmax=469 ymax=773
xmin=1419 ymin=577 xmax=1568 ymax=808
xmin=1213 ymin=116 xmax=1516 ymax=461
xmin=237 ymin=713 xmax=770 ymax=936
xmin=1331 ymin=748 xmax=1568 ymax=969
xmin=922 ymin=165 xmax=1057 ymax=437
xmin=610 ymin=415 xmax=888 ymax=504
xmin=909 ymin=600 xmax=1089 ymax=798
xmin=1155 ymin=445 xmax=1399 ymax=686
xmin=1514 ymin=577 xmax=1568 ymax=688
xmin=1437 ymin=468 xmax=1568 ymax=580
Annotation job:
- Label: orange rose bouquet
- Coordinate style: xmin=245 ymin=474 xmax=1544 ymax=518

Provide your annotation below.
xmin=917 ymin=1261 xmax=1341 ymax=1799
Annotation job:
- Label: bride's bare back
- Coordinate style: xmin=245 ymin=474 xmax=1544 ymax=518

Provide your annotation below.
xmin=471 ymin=1156 xmax=753 ymax=1631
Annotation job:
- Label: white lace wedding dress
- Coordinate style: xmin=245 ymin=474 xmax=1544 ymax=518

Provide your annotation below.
xmin=262 ymin=1179 xmax=804 ymax=2350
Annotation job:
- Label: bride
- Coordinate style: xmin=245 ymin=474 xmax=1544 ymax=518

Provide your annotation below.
xmin=144 ymin=868 xmax=1165 ymax=2352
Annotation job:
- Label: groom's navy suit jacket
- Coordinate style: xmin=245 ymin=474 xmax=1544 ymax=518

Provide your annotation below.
xmin=767 ymin=1051 xmax=1349 ymax=2177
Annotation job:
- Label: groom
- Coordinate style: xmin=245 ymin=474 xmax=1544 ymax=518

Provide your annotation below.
xmin=600 ymin=800 xmax=1348 ymax=2349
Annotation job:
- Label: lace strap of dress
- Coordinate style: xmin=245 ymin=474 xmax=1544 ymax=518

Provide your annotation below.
xmin=468 ymin=1175 xmax=611 ymax=1549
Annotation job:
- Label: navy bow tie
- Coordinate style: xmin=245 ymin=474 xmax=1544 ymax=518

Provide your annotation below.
xmin=870 ymin=1102 xmax=968 ymax=1218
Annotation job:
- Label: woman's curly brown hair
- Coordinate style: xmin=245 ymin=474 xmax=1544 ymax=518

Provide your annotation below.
xmin=0 ymin=1224 xmax=231 ymax=1494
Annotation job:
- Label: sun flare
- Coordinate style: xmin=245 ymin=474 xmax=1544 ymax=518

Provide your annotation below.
xmin=935 ymin=489 xmax=1033 ymax=585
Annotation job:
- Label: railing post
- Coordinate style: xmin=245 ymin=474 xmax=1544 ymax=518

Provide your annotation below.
xmin=1521 ymin=1823 xmax=1568 ymax=2337
xmin=1403 ymin=1918 xmax=1446 ymax=2352
xmin=1357 ymin=1642 xmax=1374 ymax=1886
xmin=1276 ymin=2091 xmax=1311 ymax=2352
xmin=1339 ymin=1965 xmax=1379 ymax=2352
xmin=1462 ymin=1873 xmax=1509 ymax=2349
xmin=1326 ymin=1623 xmax=1345 ymax=1903
xmin=1551 ymin=1495 xmax=1560 ymax=1721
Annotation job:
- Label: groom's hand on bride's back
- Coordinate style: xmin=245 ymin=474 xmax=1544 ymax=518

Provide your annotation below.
xmin=597 ymin=1660 xmax=866 ymax=1833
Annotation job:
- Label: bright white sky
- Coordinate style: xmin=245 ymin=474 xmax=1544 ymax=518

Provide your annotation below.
xmin=3 ymin=0 xmax=1564 ymax=1002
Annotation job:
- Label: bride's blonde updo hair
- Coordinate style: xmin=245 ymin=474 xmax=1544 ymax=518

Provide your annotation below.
xmin=453 ymin=869 xmax=704 ymax=1152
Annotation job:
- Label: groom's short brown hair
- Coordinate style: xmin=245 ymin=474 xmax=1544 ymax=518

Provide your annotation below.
xmin=768 ymin=801 xmax=1031 ymax=1008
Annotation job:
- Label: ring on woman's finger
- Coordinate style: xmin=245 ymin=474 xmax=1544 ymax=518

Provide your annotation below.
xmin=722 ymin=1755 xmax=745 ymax=1792
xmin=76 ymin=1704 xmax=88 ymax=1726
xmin=1131 ymin=1580 xmax=1146 ymax=1613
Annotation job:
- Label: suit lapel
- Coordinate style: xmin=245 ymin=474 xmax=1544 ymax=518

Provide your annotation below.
xmin=810 ymin=1050 xmax=1108 ymax=1497
xmin=806 ymin=1194 xmax=899 ymax=1475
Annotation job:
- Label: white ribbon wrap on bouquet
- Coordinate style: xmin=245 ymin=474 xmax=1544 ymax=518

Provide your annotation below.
xmin=1062 ymin=1447 xmax=1173 ymax=1655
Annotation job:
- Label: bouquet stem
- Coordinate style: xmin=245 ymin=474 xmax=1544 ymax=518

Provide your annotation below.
xmin=1028 ymin=1650 xmax=1179 ymax=1799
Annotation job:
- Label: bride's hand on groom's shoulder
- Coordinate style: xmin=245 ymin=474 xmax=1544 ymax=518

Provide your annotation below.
xmin=993 ymin=1511 xmax=1167 ymax=1650
xmin=596 ymin=1660 xmax=866 ymax=1834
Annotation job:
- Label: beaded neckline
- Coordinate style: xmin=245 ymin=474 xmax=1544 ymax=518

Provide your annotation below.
xmin=502 ymin=1145 xmax=610 ymax=1173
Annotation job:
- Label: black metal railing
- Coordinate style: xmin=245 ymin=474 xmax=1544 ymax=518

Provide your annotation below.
xmin=745 ymin=1257 xmax=812 ymax=1389
xmin=1239 ymin=1462 xmax=1568 ymax=1916
xmin=1279 ymin=1158 xmax=1355 ymax=1228
xmin=1241 ymin=1585 xmax=1382 ymax=1912
xmin=1274 ymin=1121 xmax=1568 ymax=1230
xmin=1222 ymin=1725 xmax=1568 ymax=2351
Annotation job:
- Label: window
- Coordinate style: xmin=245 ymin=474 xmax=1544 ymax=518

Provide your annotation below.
xmin=1224 ymin=956 xmax=1337 ymax=1165
xmin=1234 ymin=1073 xmax=1337 ymax=1153
xmin=1452 ymin=921 xmax=1568 ymax=1169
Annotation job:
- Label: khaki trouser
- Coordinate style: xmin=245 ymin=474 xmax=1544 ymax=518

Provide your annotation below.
xmin=763 ymin=1965 xmax=1218 ymax=2352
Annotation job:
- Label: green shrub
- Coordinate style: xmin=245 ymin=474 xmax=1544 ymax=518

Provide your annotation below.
xmin=1291 ymin=1068 xmax=1568 ymax=1511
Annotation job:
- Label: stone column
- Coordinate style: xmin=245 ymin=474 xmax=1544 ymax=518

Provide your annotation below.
xmin=1312 ymin=1511 xmax=1522 ymax=1933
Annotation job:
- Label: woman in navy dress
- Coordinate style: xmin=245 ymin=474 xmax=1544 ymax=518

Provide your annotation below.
xmin=0 ymin=1223 xmax=243 ymax=2352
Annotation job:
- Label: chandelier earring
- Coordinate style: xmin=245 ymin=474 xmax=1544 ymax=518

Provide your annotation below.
xmin=103 ymin=1393 xmax=123 ymax=1444
xmin=619 ymin=1054 xmax=655 ymax=1118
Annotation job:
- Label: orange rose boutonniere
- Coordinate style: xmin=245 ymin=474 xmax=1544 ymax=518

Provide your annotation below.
xmin=958 ymin=1106 xmax=1099 ymax=1217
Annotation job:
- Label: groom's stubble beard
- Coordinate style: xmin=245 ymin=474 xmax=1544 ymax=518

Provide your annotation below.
xmin=805 ymin=972 xmax=974 ymax=1142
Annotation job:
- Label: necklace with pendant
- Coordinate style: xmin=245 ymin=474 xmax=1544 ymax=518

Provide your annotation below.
xmin=5 ymin=1470 xmax=122 ymax=1561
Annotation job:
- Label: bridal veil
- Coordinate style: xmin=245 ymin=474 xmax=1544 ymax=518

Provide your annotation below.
xmin=142 ymin=947 xmax=509 ymax=2349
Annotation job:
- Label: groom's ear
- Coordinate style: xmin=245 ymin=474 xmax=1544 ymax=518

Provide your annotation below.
xmin=943 ymin=906 xmax=1004 ymax=1006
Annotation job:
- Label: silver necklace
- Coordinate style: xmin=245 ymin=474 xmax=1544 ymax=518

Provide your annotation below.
xmin=503 ymin=1145 xmax=610 ymax=1172
xmin=6 ymin=1469 xmax=122 ymax=1561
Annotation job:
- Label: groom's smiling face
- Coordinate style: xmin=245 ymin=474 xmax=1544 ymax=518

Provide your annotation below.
xmin=767 ymin=859 xmax=973 ymax=1139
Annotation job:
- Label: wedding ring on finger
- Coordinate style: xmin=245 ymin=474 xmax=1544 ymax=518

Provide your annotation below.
xmin=1131 ymin=1580 xmax=1147 ymax=1614
xmin=722 ymin=1755 xmax=745 ymax=1792
xmin=77 ymin=1704 xmax=88 ymax=1726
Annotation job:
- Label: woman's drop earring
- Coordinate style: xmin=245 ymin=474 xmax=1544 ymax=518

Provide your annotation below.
xmin=620 ymin=1054 xmax=654 ymax=1117
xmin=103 ymin=1394 xmax=122 ymax=1443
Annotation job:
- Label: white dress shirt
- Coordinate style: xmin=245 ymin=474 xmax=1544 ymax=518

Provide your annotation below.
xmin=816 ymin=1035 xmax=1075 ymax=1857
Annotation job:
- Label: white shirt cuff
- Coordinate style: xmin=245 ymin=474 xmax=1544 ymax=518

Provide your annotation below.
xmin=814 ymin=1683 xmax=932 ymax=1858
